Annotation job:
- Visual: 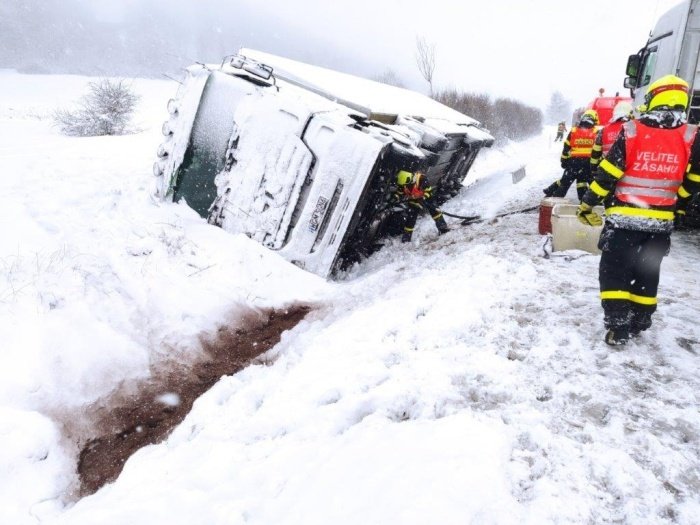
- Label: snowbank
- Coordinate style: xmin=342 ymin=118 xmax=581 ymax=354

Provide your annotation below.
xmin=1 ymin=71 xmax=699 ymax=525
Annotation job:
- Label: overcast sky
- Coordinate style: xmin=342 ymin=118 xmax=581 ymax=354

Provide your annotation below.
xmin=4 ymin=0 xmax=687 ymax=109
xmin=226 ymin=0 xmax=684 ymax=107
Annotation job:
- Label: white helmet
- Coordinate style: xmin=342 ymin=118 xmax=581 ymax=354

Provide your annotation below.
xmin=612 ymin=101 xmax=633 ymax=122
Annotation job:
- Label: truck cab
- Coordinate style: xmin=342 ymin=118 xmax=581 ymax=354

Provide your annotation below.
xmin=153 ymin=51 xmax=494 ymax=278
xmin=624 ymin=0 xmax=700 ymax=122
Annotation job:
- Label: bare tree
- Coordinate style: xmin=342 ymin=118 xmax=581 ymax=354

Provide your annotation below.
xmin=372 ymin=68 xmax=406 ymax=88
xmin=414 ymin=36 xmax=436 ymax=96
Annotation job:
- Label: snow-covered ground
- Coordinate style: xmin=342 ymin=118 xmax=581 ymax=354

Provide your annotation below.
xmin=1 ymin=70 xmax=699 ymax=525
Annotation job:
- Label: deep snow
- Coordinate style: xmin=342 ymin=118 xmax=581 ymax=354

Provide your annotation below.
xmin=1 ymin=70 xmax=699 ymax=525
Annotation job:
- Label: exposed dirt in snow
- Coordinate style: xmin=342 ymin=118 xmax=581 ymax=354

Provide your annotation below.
xmin=76 ymin=305 xmax=310 ymax=497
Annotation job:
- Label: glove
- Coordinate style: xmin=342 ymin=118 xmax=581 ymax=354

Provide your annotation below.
xmin=560 ymin=158 xmax=569 ymax=169
xmin=576 ymin=203 xmax=602 ymax=226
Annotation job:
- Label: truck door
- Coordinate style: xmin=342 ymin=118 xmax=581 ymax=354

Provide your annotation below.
xmin=678 ymin=1 xmax=700 ymax=122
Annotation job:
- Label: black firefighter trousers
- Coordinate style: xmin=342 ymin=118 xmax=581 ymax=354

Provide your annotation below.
xmin=544 ymin=161 xmax=592 ymax=202
xmin=400 ymin=198 xmax=448 ymax=241
xmin=598 ymin=226 xmax=671 ymax=333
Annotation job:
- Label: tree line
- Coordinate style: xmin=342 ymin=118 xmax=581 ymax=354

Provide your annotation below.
xmin=434 ymin=90 xmax=543 ymax=143
xmin=376 ymin=36 xmax=544 ymax=144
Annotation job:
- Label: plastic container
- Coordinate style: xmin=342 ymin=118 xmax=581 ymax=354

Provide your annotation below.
xmin=551 ymin=203 xmax=605 ymax=254
xmin=538 ymin=197 xmax=572 ymax=234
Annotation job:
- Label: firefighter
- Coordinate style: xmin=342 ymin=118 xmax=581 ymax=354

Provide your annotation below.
xmin=590 ymin=101 xmax=633 ymax=174
xmin=675 ymin=142 xmax=700 ymax=226
xmin=554 ymin=121 xmax=567 ymax=142
xmin=576 ymin=75 xmax=699 ymax=346
xmin=543 ymin=109 xmax=600 ymax=201
xmin=394 ymin=169 xmax=449 ymax=242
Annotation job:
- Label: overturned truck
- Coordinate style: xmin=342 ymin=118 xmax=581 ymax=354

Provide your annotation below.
xmin=153 ymin=50 xmax=494 ymax=278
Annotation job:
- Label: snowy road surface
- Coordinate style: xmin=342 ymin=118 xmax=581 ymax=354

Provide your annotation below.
xmin=1 ymin=71 xmax=699 ymax=524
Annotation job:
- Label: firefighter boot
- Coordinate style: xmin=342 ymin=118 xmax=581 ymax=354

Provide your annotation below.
xmin=603 ymin=306 xmax=631 ymax=346
xmin=542 ymin=180 xmax=561 ymax=197
xmin=605 ymin=327 xmax=630 ymax=346
xmin=435 ymin=214 xmax=449 ymax=235
xmin=401 ymin=231 xmax=413 ymax=243
xmin=630 ymin=309 xmax=653 ymax=337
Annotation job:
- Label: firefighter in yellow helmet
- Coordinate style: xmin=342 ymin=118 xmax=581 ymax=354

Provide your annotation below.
xmin=394 ymin=169 xmax=449 ymax=242
xmin=577 ymin=75 xmax=700 ymax=345
xmin=543 ymin=109 xmax=600 ymax=201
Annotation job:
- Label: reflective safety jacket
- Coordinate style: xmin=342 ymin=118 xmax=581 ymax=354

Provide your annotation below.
xmin=591 ymin=120 xmax=626 ymax=170
xmin=582 ymin=115 xmax=698 ymax=232
xmin=601 ymin=120 xmax=625 ymax=156
xmin=615 ymin=120 xmax=693 ymax=207
xmin=561 ymin=125 xmax=598 ymax=164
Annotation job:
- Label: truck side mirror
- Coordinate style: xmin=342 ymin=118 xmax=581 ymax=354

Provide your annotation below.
xmin=623 ymin=77 xmax=637 ymax=89
xmin=626 ymin=54 xmax=641 ymax=77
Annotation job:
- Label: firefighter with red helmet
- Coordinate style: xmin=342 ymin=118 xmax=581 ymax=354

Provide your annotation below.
xmin=590 ymin=101 xmax=634 ymax=174
xmin=394 ymin=169 xmax=449 ymax=242
xmin=576 ymin=75 xmax=699 ymax=345
xmin=543 ymin=109 xmax=600 ymax=201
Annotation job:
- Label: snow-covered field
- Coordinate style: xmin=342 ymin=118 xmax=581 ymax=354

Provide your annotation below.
xmin=1 ymin=70 xmax=699 ymax=524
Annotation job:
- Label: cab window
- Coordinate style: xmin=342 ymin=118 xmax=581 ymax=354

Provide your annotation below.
xmin=640 ymin=47 xmax=658 ymax=87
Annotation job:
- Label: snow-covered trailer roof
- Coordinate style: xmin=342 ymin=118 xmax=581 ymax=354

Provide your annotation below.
xmin=240 ymin=48 xmax=483 ymax=127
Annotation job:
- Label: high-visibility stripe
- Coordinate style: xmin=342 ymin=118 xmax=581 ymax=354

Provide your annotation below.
xmin=404 ymin=227 xmax=414 ymax=232
xmin=606 ymin=206 xmax=675 ymax=220
xmin=622 ymin=176 xmax=680 ymax=188
xmin=687 ymin=172 xmax=700 ymax=183
xmin=600 ymin=159 xmax=624 ymax=179
xmin=590 ymin=181 xmax=609 ymax=197
xmin=677 ymin=209 xmax=686 ymax=215
xmin=679 ymin=185 xmax=691 ymax=198
xmin=592 ymin=144 xmax=602 ymax=151
xmin=617 ymin=186 xmax=677 ymax=198
xmin=432 ymin=212 xmax=443 ymax=219
xmin=601 ymin=290 xmax=630 ymax=300
xmin=576 ymin=182 xmax=589 ymax=188
xmin=570 ymin=148 xmax=592 ymax=157
xmin=629 ymin=293 xmax=657 ymax=305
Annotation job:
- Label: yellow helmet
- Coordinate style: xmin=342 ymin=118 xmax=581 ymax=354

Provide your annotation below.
xmin=580 ymin=109 xmax=599 ymax=126
xmin=644 ymin=75 xmax=689 ymax=111
xmin=396 ymin=170 xmax=414 ymax=186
